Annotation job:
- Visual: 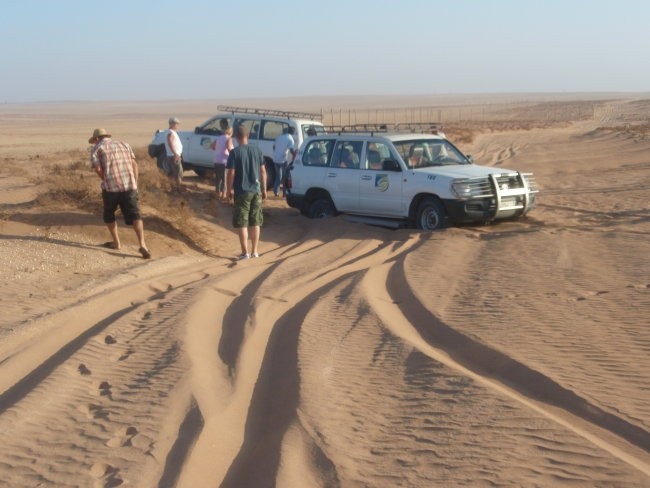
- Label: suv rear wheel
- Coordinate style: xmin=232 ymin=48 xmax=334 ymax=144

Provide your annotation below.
xmin=264 ymin=158 xmax=276 ymax=191
xmin=308 ymin=197 xmax=336 ymax=219
xmin=416 ymin=197 xmax=447 ymax=230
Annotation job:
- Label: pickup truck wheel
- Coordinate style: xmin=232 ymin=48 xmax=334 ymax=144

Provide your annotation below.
xmin=308 ymin=198 xmax=336 ymax=219
xmin=264 ymin=159 xmax=276 ymax=191
xmin=416 ymin=197 xmax=447 ymax=230
xmin=194 ymin=168 xmax=207 ymax=177
xmin=156 ymin=152 xmax=166 ymax=170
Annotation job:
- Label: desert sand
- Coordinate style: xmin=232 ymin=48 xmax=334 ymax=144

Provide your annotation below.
xmin=0 ymin=95 xmax=649 ymax=487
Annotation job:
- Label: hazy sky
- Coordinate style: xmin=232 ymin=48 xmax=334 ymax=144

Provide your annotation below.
xmin=2 ymin=0 xmax=649 ymax=102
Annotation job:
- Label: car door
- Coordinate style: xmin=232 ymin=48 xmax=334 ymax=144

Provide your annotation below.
xmin=257 ymin=119 xmax=291 ymax=161
xmin=293 ymin=138 xmax=334 ymax=194
xmin=185 ymin=115 xmax=232 ymax=166
xmin=325 ymin=140 xmax=364 ymax=212
xmin=358 ymin=141 xmax=404 ymax=216
xmin=232 ymin=117 xmax=259 ymax=150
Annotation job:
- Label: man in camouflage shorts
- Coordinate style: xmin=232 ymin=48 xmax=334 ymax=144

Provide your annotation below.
xmin=226 ymin=124 xmax=267 ymax=260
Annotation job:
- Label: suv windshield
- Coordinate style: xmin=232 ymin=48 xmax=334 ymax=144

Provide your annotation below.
xmin=394 ymin=139 xmax=469 ymax=169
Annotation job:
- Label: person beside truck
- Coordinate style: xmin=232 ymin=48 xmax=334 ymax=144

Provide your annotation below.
xmin=164 ymin=117 xmax=183 ymax=191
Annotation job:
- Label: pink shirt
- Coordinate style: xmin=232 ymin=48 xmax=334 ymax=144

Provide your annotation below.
xmin=214 ymin=134 xmax=232 ymax=164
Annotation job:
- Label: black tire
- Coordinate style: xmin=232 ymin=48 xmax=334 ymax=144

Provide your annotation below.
xmin=194 ymin=168 xmax=207 ymax=178
xmin=308 ymin=198 xmax=336 ymax=219
xmin=416 ymin=197 xmax=448 ymax=230
xmin=148 ymin=143 xmax=164 ymax=159
xmin=155 ymin=151 xmax=166 ymax=170
xmin=264 ymin=159 xmax=276 ymax=191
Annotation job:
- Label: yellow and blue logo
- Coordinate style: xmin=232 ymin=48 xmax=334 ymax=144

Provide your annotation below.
xmin=375 ymin=174 xmax=389 ymax=192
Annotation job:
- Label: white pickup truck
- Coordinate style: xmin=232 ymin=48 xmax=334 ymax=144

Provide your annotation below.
xmin=148 ymin=106 xmax=325 ymax=185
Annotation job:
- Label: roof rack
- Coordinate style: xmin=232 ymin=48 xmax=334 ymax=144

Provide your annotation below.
xmin=216 ymin=105 xmax=322 ymax=121
xmin=324 ymin=122 xmax=444 ymax=135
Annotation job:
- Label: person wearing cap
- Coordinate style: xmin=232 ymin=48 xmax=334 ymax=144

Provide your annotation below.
xmin=88 ymin=128 xmax=151 ymax=259
xmin=164 ymin=117 xmax=183 ymax=191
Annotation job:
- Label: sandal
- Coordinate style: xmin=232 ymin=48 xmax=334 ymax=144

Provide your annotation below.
xmin=139 ymin=247 xmax=152 ymax=259
xmin=102 ymin=242 xmax=119 ymax=250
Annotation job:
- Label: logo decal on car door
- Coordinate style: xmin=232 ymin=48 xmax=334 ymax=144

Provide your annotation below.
xmin=375 ymin=174 xmax=389 ymax=192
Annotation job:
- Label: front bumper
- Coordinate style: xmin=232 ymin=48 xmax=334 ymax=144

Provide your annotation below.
xmin=443 ymin=192 xmax=537 ymax=224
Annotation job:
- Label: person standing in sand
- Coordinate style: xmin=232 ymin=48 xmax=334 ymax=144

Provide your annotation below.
xmin=164 ymin=117 xmax=184 ymax=191
xmin=213 ymin=119 xmax=234 ymax=201
xmin=226 ymin=124 xmax=267 ymax=260
xmin=88 ymin=128 xmax=151 ymax=259
xmin=272 ymin=126 xmax=295 ymax=197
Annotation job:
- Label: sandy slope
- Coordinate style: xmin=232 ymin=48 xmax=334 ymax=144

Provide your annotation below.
xmin=0 ymin=97 xmax=649 ymax=487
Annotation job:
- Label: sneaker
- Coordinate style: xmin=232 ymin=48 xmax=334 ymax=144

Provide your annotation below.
xmin=252 ymin=252 xmax=260 ymax=258
xmin=238 ymin=253 xmax=250 ymax=260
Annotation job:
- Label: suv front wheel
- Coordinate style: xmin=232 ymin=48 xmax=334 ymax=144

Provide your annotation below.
xmin=416 ymin=197 xmax=448 ymax=230
xmin=308 ymin=197 xmax=337 ymax=219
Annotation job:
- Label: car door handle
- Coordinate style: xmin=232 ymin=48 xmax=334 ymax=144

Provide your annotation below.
xmin=327 ymin=173 xmax=337 ymax=178
xmin=361 ymin=175 xmax=372 ymax=180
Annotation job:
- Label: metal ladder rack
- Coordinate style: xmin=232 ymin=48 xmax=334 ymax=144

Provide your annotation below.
xmin=216 ymin=105 xmax=322 ymax=121
xmin=324 ymin=122 xmax=444 ymax=135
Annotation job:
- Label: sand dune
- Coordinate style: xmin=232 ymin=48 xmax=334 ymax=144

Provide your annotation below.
xmin=0 ymin=96 xmax=649 ymax=487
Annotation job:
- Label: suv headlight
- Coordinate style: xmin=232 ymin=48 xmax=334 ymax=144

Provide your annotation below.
xmin=451 ymin=179 xmax=473 ymax=198
xmin=451 ymin=178 xmax=492 ymax=199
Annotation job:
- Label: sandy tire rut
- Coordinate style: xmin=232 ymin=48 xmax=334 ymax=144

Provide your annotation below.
xmin=1 ymin=219 xmax=649 ymax=487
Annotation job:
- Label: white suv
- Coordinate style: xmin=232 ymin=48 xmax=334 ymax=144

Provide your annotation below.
xmin=286 ymin=128 xmax=538 ymax=230
xmin=148 ymin=106 xmax=325 ymax=183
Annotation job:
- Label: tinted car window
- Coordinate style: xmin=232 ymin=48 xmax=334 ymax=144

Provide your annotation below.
xmin=393 ymin=139 xmax=468 ymax=168
xmin=364 ymin=142 xmax=393 ymax=170
xmin=331 ymin=141 xmax=363 ymax=169
xmin=234 ymin=118 xmax=258 ymax=140
xmin=199 ymin=116 xmax=231 ymax=135
xmin=302 ymin=139 xmax=334 ymax=167
xmin=261 ymin=120 xmax=290 ymax=141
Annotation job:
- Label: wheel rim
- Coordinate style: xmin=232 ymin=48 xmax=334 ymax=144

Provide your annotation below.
xmin=421 ymin=205 xmax=440 ymax=229
xmin=312 ymin=200 xmax=333 ymax=218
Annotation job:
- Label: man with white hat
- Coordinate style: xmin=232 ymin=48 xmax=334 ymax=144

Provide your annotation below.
xmin=164 ymin=117 xmax=183 ymax=191
xmin=88 ymin=128 xmax=151 ymax=259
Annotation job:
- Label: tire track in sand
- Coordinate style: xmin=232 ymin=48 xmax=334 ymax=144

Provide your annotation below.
xmin=0 ymin=274 xmax=210 ymax=487
xmin=177 ymin=233 xmax=423 ymax=487
xmin=363 ymin=260 xmax=650 ymax=478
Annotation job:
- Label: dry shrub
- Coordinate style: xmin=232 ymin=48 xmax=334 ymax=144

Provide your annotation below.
xmin=598 ymin=124 xmax=650 ymax=138
xmin=32 ymin=148 xmax=212 ymax=253
xmin=444 ymin=119 xmax=568 ymax=145
xmin=445 ymin=126 xmax=477 ymax=144
xmin=36 ymin=163 xmax=96 ymax=205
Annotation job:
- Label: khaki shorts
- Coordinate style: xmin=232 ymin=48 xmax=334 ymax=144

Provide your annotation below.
xmin=165 ymin=156 xmax=183 ymax=180
xmin=233 ymin=192 xmax=263 ymax=228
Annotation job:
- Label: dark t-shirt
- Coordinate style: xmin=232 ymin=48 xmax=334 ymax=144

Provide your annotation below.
xmin=226 ymin=144 xmax=264 ymax=195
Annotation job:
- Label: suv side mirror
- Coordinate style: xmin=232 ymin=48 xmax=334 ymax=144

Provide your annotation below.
xmin=195 ymin=127 xmax=200 ymax=134
xmin=466 ymin=154 xmax=473 ymax=163
xmin=382 ymin=159 xmax=401 ymax=172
